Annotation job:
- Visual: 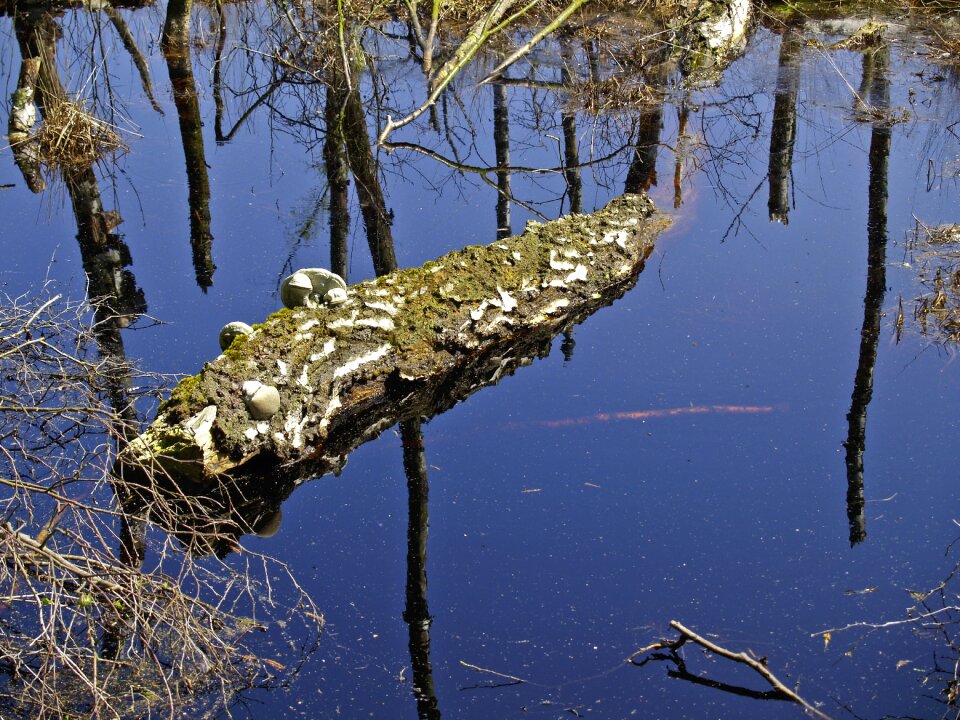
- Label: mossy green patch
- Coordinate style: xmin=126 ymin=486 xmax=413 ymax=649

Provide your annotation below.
xmin=158 ymin=373 xmax=208 ymax=422
xmin=134 ymin=194 xmax=667 ymax=488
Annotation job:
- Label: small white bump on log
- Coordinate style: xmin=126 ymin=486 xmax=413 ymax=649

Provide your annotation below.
xmin=218 ymin=322 xmax=253 ymax=351
xmin=242 ymin=380 xmax=281 ymax=420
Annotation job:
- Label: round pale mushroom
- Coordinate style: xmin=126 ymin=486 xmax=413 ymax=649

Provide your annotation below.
xmin=242 ymin=380 xmax=281 ymax=420
xmin=253 ymin=509 xmax=283 ymax=538
xmin=324 ymin=287 xmax=348 ymax=305
xmin=295 ymin=268 xmax=347 ymax=307
xmin=280 ymin=272 xmax=314 ymax=309
xmin=218 ymin=321 xmax=253 ymax=351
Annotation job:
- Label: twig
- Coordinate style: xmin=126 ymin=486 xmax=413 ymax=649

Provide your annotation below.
xmin=813 ymin=607 xmax=960 ymax=636
xmin=459 ymin=660 xmax=527 ymax=684
xmin=377 ymin=0 xmax=529 ymax=145
xmin=479 ymin=0 xmax=594 ymax=85
xmin=631 ymin=620 xmax=833 ymax=720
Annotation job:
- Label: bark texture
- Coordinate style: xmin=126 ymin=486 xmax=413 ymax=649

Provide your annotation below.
xmin=124 ymin=194 xmax=670 ymax=490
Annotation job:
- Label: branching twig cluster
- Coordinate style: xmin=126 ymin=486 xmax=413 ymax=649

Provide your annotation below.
xmin=0 ymin=287 xmax=320 ymax=719
xmin=813 ymin=530 xmax=960 ymax=718
xmin=630 ymin=620 xmax=833 ymax=719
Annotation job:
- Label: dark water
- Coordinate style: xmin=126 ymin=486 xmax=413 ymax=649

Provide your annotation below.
xmin=2 ymin=3 xmax=960 ymax=718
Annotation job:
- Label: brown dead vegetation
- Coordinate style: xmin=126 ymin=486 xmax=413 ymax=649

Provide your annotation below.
xmin=0 ymin=287 xmax=319 ymax=719
xmin=571 ymin=77 xmax=664 ymax=114
xmin=32 ymin=97 xmax=126 ymax=168
xmin=910 ymin=222 xmax=960 ymax=346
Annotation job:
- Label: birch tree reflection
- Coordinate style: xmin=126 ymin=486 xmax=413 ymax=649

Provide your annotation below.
xmin=162 ymin=0 xmax=216 ymax=290
xmin=843 ymin=41 xmax=892 ymax=547
xmin=767 ymin=26 xmax=801 ymax=224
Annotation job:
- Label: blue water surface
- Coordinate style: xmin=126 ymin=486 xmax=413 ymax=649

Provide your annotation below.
xmin=2 ymin=5 xmax=960 ymax=718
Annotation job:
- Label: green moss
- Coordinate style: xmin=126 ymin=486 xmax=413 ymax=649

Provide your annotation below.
xmin=152 ymin=195 xmax=661 ymax=450
xmin=11 ymin=87 xmax=33 ymax=107
xmin=158 ymin=373 xmax=207 ymax=420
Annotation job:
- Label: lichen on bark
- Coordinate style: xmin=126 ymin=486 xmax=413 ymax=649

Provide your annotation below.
xmin=125 ymin=193 xmax=670 ymax=489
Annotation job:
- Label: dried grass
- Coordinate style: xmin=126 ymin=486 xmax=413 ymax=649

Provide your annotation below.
xmin=33 ymin=97 xmax=126 ymax=169
xmin=931 ymin=31 xmax=960 ymax=59
xmin=911 ymin=222 xmax=960 ymax=345
xmin=571 ymin=77 xmax=664 ymax=114
xmin=0 ymin=286 xmax=320 ymax=719
xmin=850 ymin=100 xmax=911 ymax=125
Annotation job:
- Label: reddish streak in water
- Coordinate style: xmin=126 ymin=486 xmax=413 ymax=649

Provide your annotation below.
xmin=526 ymin=404 xmax=778 ymax=429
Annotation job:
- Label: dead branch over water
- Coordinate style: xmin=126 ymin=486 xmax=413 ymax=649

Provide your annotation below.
xmin=630 ymin=621 xmax=833 ymax=720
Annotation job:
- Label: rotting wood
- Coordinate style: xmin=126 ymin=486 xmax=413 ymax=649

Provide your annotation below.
xmin=122 ymin=194 xmax=670 ymax=492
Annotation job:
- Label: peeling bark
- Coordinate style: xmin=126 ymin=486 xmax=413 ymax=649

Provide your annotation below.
xmin=123 ymin=194 xmax=670 ymax=492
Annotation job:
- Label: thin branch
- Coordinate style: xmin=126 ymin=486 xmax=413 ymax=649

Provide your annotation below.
xmin=459 ymin=660 xmax=527 ymax=684
xmin=630 ymin=620 xmax=834 ymax=720
xmin=480 ymin=0 xmax=594 ymax=85
xmin=377 ymin=0 xmax=531 ymax=145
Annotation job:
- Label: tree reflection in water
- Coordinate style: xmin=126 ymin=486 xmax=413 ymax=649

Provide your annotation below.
xmin=3 ymin=2 xmax=960 ymax=718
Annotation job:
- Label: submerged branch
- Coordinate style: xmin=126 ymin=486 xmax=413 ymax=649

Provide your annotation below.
xmin=631 ymin=620 xmax=833 ymax=720
xmin=459 ymin=660 xmax=527 ymax=685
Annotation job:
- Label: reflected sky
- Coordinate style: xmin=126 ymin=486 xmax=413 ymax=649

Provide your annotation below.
xmin=2 ymin=4 xmax=960 ymax=718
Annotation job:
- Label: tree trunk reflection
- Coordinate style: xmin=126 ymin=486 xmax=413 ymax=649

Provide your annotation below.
xmin=325 ymin=84 xmax=351 ymax=280
xmin=560 ymin=39 xmax=582 ymax=215
xmin=401 ymin=418 xmax=442 ymax=719
xmin=329 ymin=58 xmax=398 ymax=276
xmin=767 ymin=27 xmax=801 ymax=224
xmin=844 ymin=43 xmax=891 ymax=547
xmin=162 ymin=0 xmax=216 ymax=291
xmin=493 ymin=82 xmax=512 ymax=240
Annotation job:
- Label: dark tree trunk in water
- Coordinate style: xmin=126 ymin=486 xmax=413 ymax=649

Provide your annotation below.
xmin=767 ymin=28 xmax=801 ymax=224
xmin=493 ymin=83 xmax=512 ymax=240
xmin=673 ymin=103 xmax=689 ymax=209
xmin=11 ymin=10 xmax=149 ymax=658
xmin=162 ymin=0 xmax=216 ymax=291
xmin=328 ymin=61 xmax=398 ymax=276
xmin=8 ymin=11 xmax=61 ymax=192
xmin=401 ymin=419 xmax=441 ymax=719
xmin=325 ymin=85 xmax=352 ymax=282
xmin=624 ymin=49 xmax=671 ymax=195
xmin=844 ymin=43 xmax=891 ymax=547
xmin=560 ymin=39 xmax=582 ymax=215
xmin=10 ymin=8 xmax=146 ymax=374
xmin=624 ymin=105 xmax=663 ymax=194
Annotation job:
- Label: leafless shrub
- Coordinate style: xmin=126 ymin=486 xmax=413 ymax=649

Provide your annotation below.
xmin=0 ymin=286 xmax=320 ymax=719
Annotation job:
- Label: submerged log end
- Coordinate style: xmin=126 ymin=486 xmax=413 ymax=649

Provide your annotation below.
xmin=124 ymin=194 xmax=670 ymax=489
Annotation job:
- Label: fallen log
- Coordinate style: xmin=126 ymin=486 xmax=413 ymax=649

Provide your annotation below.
xmin=122 ymin=194 xmax=670 ymax=493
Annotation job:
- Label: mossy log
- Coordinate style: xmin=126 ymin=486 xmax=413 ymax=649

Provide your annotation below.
xmin=124 ymin=194 xmax=670 ymax=491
